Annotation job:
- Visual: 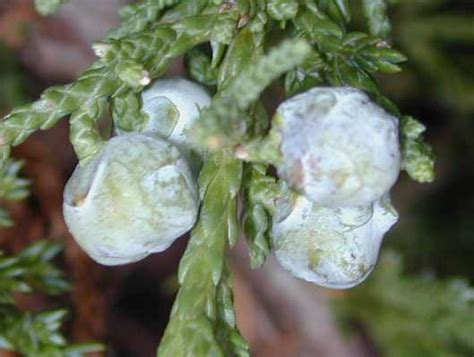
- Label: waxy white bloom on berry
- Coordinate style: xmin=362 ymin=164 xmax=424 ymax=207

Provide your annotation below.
xmin=272 ymin=194 xmax=398 ymax=289
xmin=63 ymin=133 xmax=199 ymax=266
xmin=275 ymin=87 xmax=401 ymax=207
xmin=141 ymin=78 xmax=211 ymax=160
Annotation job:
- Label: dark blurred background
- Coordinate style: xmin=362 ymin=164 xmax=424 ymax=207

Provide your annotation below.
xmin=0 ymin=0 xmax=473 ymax=356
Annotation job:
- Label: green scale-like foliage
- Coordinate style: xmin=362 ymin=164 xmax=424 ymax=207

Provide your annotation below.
xmin=0 ymin=0 xmax=446 ymax=354
xmin=0 ymin=64 xmax=119 ymax=164
xmin=0 ymin=241 xmax=103 ymax=356
xmin=158 ymin=153 xmax=248 ymax=356
xmin=0 ymin=159 xmax=29 ymax=227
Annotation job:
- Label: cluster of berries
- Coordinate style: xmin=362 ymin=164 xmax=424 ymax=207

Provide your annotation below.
xmin=63 ymin=81 xmax=400 ymax=289
xmin=271 ymin=87 xmax=400 ymax=288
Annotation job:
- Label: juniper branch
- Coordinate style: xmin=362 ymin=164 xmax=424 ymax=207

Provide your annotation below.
xmin=243 ymin=164 xmax=279 ymax=268
xmin=0 ymin=14 xmax=217 ymax=164
xmin=108 ymin=0 xmax=180 ymax=39
xmin=194 ymin=39 xmax=312 ymax=149
xmin=158 ymin=153 xmax=248 ymax=356
xmin=0 ymin=159 xmax=29 ymax=227
xmin=159 ymin=23 xmax=259 ymax=355
xmin=112 ymin=90 xmax=149 ymax=134
xmin=0 ymin=64 xmax=118 ymax=163
xmin=0 ymin=241 xmax=102 ymax=355
xmin=69 ymin=98 xmax=107 ymax=164
xmin=401 ymin=116 xmax=435 ymax=183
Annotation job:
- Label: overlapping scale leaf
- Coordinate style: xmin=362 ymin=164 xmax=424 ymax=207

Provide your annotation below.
xmin=194 ymin=39 xmax=311 ymax=149
xmin=401 ymin=116 xmax=435 ymax=183
xmin=108 ymin=0 xmax=179 ymax=39
xmin=0 ymin=159 xmax=29 ymax=227
xmin=186 ymin=49 xmax=219 ymax=86
xmin=0 ymin=306 xmax=104 ymax=356
xmin=158 ymin=153 xmax=248 ymax=357
xmin=267 ymin=0 xmax=299 ymax=21
xmin=317 ymin=0 xmax=351 ymax=25
xmin=112 ymin=90 xmax=149 ymax=133
xmin=0 ymin=241 xmax=101 ymax=356
xmin=243 ymin=164 xmax=279 ymax=268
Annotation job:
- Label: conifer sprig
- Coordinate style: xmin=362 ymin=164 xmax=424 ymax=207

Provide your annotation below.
xmin=194 ymin=39 xmax=312 ymax=149
xmin=158 ymin=153 xmax=248 ymax=356
xmin=0 ymin=241 xmax=103 ymax=356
